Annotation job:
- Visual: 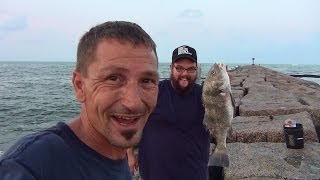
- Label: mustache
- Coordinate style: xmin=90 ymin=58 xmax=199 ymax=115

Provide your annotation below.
xmin=178 ymin=74 xmax=191 ymax=80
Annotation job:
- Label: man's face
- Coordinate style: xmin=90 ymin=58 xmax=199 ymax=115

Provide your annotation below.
xmin=170 ymin=58 xmax=197 ymax=93
xmin=74 ymin=40 xmax=159 ymax=148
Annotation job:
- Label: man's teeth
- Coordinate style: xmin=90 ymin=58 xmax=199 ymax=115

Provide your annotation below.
xmin=116 ymin=115 xmax=136 ymax=120
xmin=119 ymin=122 xmax=132 ymax=126
xmin=114 ymin=115 xmax=139 ymax=126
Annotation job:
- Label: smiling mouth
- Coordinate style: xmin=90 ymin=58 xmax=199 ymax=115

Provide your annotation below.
xmin=179 ymin=76 xmax=190 ymax=81
xmin=112 ymin=115 xmax=140 ymax=126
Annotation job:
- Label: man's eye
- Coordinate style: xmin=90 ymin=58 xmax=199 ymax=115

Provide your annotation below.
xmin=141 ymin=78 xmax=159 ymax=88
xmin=142 ymin=78 xmax=154 ymax=84
xmin=108 ymin=76 xmax=119 ymax=81
xmin=104 ymin=75 xmax=124 ymax=86
xmin=105 ymin=75 xmax=123 ymax=84
xmin=187 ymin=67 xmax=197 ymax=72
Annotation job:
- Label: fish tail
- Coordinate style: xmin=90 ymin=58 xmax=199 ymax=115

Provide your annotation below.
xmin=208 ymin=152 xmax=229 ymax=167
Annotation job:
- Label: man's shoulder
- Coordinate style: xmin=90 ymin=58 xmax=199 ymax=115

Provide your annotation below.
xmin=194 ymin=83 xmax=203 ymax=90
xmin=159 ymin=79 xmax=169 ymax=86
xmin=158 ymin=79 xmax=171 ymax=91
xmin=0 ymin=123 xmax=73 ymax=179
xmin=1 ymin=123 xmax=68 ymax=162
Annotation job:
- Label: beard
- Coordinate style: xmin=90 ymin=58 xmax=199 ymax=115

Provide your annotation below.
xmin=121 ymin=129 xmax=137 ymax=141
xmin=103 ymin=106 xmax=147 ymax=149
xmin=107 ymin=128 xmax=141 ymax=148
xmin=170 ymin=73 xmax=197 ymax=94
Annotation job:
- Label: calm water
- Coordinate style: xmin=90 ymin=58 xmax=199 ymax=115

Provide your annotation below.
xmin=0 ymin=62 xmax=319 ymax=153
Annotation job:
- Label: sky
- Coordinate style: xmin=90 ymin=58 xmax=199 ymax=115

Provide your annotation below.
xmin=0 ymin=0 xmax=319 ymax=64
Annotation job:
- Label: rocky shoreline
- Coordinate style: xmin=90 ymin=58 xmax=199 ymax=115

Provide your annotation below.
xmin=225 ymin=65 xmax=320 ymax=179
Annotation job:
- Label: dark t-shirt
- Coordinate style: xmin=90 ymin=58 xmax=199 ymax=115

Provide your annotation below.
xmin=138 ymin=80 xmax=210 ymax=180
xmin=0 ymin=122 xmax=131 ymax=180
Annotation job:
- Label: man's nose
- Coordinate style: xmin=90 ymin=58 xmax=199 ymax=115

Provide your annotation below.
xmin=121 ymin=83 xmax=144 ymax=111
xmin=181 ymin=69 xmax=189 ymax=75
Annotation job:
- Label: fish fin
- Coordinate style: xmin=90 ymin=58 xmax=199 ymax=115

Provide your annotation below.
xmin=209 ymin=132 xmax=217 ymax=144
xmin=229 ymin=92 xmax=236 ymax=117
xmin=208 ymin=152 xmax=229 ymax=167
xmin=208 ymin=166 xmax=224 ymax=180
xmin=227 ymin=126 xmax=233 ymax=142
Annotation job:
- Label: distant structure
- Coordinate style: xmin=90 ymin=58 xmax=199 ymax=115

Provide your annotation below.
xmin=252 ymin=58 xmax=255 ymax=65
xmin=196 ymin=64 xmax=202 ymax=84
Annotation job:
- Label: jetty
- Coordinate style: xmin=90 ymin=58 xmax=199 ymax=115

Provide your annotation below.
xmin=134 ymin=65 xmax=320 ymax=179
xmin=225 ymin=65 xmax=320 ymax=179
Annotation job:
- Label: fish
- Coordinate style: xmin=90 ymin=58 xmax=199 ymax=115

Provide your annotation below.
xmin=202 ymin=63 xmax=235 ymax=167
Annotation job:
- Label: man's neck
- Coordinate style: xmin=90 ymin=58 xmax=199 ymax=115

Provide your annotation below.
xmin=68 ymin=116 xmax=127 ymax=160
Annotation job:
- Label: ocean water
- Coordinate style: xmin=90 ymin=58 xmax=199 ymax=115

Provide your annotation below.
xmin=0 ymin=61 xmax=319 ymax=154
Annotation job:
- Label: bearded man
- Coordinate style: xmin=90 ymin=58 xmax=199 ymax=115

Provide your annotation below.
xmin=136 ymin=45 xmax=211 ymax=180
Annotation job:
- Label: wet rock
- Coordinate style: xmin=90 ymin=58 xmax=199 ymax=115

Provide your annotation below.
xmin=230 ymin=112 xmax=318 ymax=143
xmin=222 ymin=65 xmax=320 ymax=179
xmin=225 ymin=142 xmax=320 ymax=179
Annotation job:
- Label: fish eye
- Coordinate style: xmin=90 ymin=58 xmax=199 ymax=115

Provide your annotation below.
xmin=211 ymin=71 xmax=216 ymax=75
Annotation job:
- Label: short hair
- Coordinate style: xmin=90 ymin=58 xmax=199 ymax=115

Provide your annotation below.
xmin=76 ymin=21 xmax=158 ymax=77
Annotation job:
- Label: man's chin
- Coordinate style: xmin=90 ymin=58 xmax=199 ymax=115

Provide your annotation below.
xmin=171 ymin=76 xmax=196 ymax=93
xmin=112 ymin=139 xmax=138 ymax=149
xmin=179 ymin=85 xmax=189 ymax=91
xmin=179 ymin=79 xmax=190 ymax=87
xmin=178 ymin=81 xmax=193 ymax=90
xmin=117 ymin=132 xmax=141 ymax=148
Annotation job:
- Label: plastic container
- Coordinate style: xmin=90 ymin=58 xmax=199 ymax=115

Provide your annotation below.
xmin=284 ymin=119 xmax=296 ymax=127
xmin=283 ymin=123 xmax=304 ymax=149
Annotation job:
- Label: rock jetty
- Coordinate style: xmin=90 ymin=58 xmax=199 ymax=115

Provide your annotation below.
xmin=225 ymin=65 xmax=320 ymax=179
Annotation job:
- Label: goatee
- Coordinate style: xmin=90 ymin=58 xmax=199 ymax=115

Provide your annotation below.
xmin=121 ymin=130 xmax=136 ymax=141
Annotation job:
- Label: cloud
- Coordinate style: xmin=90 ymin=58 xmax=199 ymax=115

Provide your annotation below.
xmin=0 ymin=14 xmax=28 ymax=32
xmin=179 ymin=9 xmax=203 ymax=18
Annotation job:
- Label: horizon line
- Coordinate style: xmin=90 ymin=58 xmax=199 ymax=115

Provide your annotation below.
xmin=0 ymin=60 xmax=320 ymax=66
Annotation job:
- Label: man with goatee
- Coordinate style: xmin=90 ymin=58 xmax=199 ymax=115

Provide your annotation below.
xmin=0 ymin=21 xmax=159 ymax=180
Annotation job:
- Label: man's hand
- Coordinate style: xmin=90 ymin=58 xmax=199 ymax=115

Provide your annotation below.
xmin=126 ymin=148 xmax=138 ymax=175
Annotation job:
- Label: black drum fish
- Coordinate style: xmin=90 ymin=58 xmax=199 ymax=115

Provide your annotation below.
xmin=202 ymin=63 xmax=234 ymax=167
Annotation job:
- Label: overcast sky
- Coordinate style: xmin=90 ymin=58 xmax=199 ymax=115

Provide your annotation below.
xmin=0 ymin=0 xmax=319 ymax=64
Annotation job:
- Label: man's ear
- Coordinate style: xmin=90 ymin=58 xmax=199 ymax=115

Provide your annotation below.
xmin=72 ymin=71 xmax=85 ymax=102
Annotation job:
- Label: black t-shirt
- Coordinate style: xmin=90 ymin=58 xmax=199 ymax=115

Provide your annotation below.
xmin=138 ymin=80 xmax=210 ymax=180
xmin=0 ymin=122 xmax=131 ymax=180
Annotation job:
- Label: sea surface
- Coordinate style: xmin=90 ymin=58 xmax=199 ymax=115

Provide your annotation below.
xmin=0 ymin=61 xmax=320 ymax=154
